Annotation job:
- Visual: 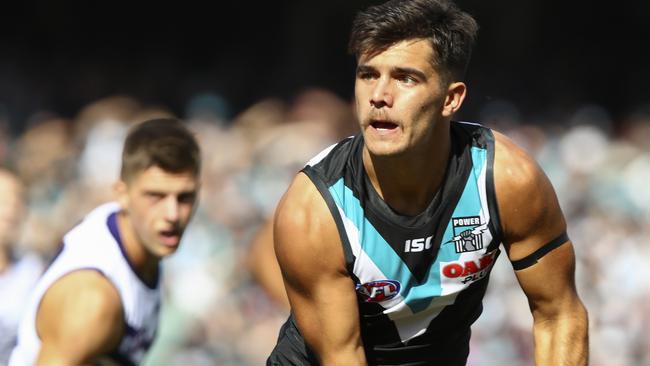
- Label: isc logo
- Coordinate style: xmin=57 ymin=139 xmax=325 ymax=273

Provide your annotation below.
xmin=356 ymin=280 xmax=401 ymax=302
xmin=404 ymin=236 xmax=433 ymax=252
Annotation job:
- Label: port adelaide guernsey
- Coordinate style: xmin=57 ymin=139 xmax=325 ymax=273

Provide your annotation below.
xmin=269 ymin=121 xmax=504 ymax=366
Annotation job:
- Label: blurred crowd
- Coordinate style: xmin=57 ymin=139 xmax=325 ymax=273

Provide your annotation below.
xmin=0 ymin=90 xmax=648 ymax=365
xmin=469 ymin=102 xmax=650 ymax=366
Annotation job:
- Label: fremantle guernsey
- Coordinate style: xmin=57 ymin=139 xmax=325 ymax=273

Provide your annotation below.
xmin=9 ymin=203 xmax=160 ymax=366
xmin=268 ymin=121 xmax=503 ymax=366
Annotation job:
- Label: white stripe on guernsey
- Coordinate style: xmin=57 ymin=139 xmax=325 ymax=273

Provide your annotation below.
xmin=305 ymin=137 xmax=353 ymax=167
xmin=337 ymin=206 xmax=404 ymax=309
xmin=456 ymin=120 xmax=483 ymax=127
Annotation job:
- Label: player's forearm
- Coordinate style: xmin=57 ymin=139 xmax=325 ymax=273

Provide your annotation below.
xmin=306 ymin=329 xmax=366 ymax=366
xmin=532 ymin=303 xmax=588 ymax=366
xmin=297 ymin=310 xmax=367 ymax=366
xmin=317 ymin=344 xmax=367 ymax=366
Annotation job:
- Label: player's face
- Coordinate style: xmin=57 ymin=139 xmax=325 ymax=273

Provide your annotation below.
xmin=355 ymin=39 xmax=458 ymax=157
xmin=120 ymin=166 xmax=199 ymax=258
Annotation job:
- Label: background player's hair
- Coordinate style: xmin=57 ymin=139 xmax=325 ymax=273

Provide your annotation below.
xmin=348 ymin=0 xmax=478 ymax=84
xmin=120 ymin=118 xmax=201 ymax=183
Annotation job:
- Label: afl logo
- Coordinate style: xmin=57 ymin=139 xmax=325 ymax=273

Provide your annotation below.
xmin=356 ymin=280 xmax=401 ymax=302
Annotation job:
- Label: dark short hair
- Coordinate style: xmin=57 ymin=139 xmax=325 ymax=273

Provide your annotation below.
xmin=348 ymin=0 xmax=478 ymax=83
xmin=120 ymin=118 xmax=201 ymax=182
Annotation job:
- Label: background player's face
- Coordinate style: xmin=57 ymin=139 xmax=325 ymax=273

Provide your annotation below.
xmin=120 ymin=166 xmax=199 ymax=258
xmin=354 ymin=39 xmax=451 ymax=157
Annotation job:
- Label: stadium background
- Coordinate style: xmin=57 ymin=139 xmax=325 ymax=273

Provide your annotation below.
xmin=2 ymin=0 xmax=650 ymax=129
xmin=1 ymin=1 xmax=649 ymax=365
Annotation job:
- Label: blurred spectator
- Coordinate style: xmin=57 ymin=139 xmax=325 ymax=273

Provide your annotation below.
xmin=0 ymin=117 xmax=11 ymax=165
xmin=11 ymin=116 xmax=75 ymax=258
xmin=0 ymin=169 xmax=44 ymax=364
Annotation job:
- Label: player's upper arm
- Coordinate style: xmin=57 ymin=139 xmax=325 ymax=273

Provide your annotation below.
xmin=36 ymin=270 xmax=124 ymax=366
xmin=493 ymin=131 xmax=567 ymax=262
xmin=493 ymin=131 xmax=585 ymax=314
xmin=274 ymin=172 xmax=365 ymax=364
xmin=274 ymin=172 xmax=349 ymax=290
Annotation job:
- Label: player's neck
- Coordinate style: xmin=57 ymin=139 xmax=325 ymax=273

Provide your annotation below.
xmin=363 ymin=132 xmax=451 ymax=217
xmin=116 ymin=212 xmax=159 ymax=286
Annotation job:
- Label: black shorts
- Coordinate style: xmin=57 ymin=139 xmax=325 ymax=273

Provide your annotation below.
xmin=267 ymin=315 xmax=470 ymax=366
xmin=267 ymin=316 xmax=318 ymax=366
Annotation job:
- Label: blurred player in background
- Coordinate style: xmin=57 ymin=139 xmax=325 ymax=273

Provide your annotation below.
xmin=9 ymin=118 xmax=201 ymax=365
xmin=0 ymin=169 xmax=44 ymax=364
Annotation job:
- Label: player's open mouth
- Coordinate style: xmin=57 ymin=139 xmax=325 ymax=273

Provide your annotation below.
xmin=370 ymin=120 xmax=398 ymax=131
xmin=159 ymin=230 xmax=180 ymax=247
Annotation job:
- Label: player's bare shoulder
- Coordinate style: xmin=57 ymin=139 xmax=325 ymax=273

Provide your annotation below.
xmin=492 ymin=131 xmax=547 ymax=197
xmin=273 ymin=172 xmax=347 ymax=285
xmin=492 ymin=131 xmax=566 ymax=254
xmin=36 ymin=270 xmax=124 ymax=363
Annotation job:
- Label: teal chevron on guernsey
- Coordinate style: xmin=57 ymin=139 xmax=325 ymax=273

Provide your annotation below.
xmin=328 ymin=143 xmax=493 ymax=317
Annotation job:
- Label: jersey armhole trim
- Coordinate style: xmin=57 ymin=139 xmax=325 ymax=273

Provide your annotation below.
xmin=510 ymin=231 xmax=569 ymax=271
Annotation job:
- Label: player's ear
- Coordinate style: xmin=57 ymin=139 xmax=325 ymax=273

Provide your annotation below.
xmin=442 ymin=81 xmax=466 ymax=117
xmin=113 ymin=180 xmax=129 ymax=210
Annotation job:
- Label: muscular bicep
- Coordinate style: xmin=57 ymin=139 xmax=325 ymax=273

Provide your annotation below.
xmin=274 ymin=173 xmax=366 ymax=365
xmin=36 ymin=270 xmax=124 ymax=365
xmin=493 ymin=132 xmax=581 ymax=314
xmin=494 ymin=131 xmax=568 ymax=263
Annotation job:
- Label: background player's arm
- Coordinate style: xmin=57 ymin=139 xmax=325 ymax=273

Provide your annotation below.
xmin=494 ymin=132 xmax=588 ymax=366
xmin=35 ymin=270 xmax=124 ymax=366
xmin=274 ymin=173 xmax=366 ymax=365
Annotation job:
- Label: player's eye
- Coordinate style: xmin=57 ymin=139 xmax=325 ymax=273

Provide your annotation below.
xmin=396 ymin=74 xmax=417 ymax=85
xmin=357 ymin=68 xmax=378 ymax=80
xmin=177 ymin=192 xmax=196 ymax=204
xmin=145 ymin=192 xmax=165 ymax=201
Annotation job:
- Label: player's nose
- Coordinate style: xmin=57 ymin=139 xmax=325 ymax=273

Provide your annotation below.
xmin=370 ymin=77 xmax=394 ymax=109
xmin=163 ymin=196 xmax=180 ymax=222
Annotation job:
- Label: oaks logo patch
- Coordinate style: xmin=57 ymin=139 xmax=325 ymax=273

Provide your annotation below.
xmin=450 ymin=216 xmax=487 ymax=253
xmin=441 ymin=250 xmax=498 ymax=285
